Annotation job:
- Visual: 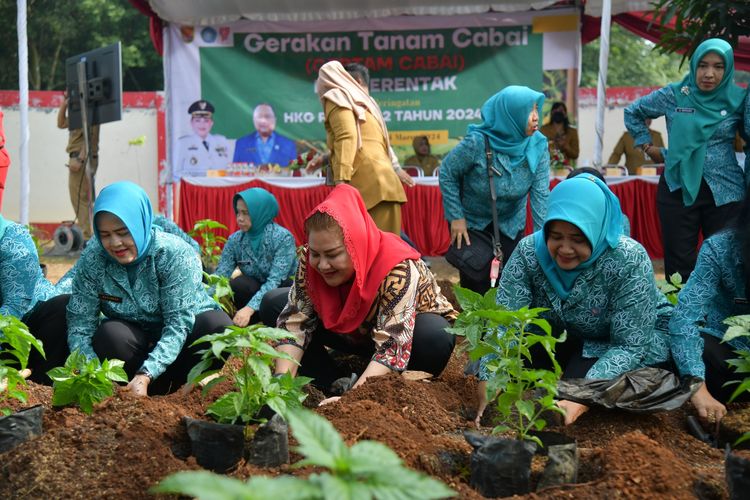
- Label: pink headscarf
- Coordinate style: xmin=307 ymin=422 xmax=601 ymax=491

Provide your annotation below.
xmin=316 ymin=60 xmax=391 ymax=150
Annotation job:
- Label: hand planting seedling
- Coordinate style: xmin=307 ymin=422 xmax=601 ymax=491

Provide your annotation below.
xmin=47 ymin=351 xmax=128 ymax=415
xmin=153 ymin=408 xmax=456 ymax=499
xmin=449 ymin=286 xmax=564 ymax=446
xmin=187 ymin=324 xmax=311 ymax=425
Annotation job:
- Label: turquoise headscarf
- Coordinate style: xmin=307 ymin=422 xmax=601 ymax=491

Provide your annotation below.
xmin=534 ymin=174 xmax=623 ymax=300
xmin=467 ymin=85 xmax=548 ymax=172
xmin=667 ymin=38 xmax=747 ymax=206
xmin=93 ymin=181 xmax=154 ymax=263
xmin=0 ymin=214 xmax=9 ymax=241
xmin=233 ymin=187 xmax=279 ymax=254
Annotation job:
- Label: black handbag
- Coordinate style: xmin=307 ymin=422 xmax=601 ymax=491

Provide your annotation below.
xmin=444 ymin=136 xmax=504 ymax=284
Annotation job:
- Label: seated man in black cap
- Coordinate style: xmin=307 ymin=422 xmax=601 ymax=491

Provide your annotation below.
xmin=174 ymin=100 xmax=232 ymax=181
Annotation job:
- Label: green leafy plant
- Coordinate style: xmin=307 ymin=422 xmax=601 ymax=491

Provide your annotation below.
xmin=152 ymin=408 xmax=455 ymax=499
xmin=722 ymin=315 xmax=750 ymax=446
xmin=189 ymin=219 xmax=228 ymax=271
xmin=47 ymin=351 xmax=128 ymax=415
xmin=203 ymin=272 xmax=236 ymax=316
xmin=25 ymin=224 xmax=50 ymax=257
xmin=448 ymin=286 xmax=564 ymax=446
xmin=0 ymin=314 xmax=45 ymax=415
xmin=657 ymin=272 xmax=684 ymax=305
xmin=187 ymin=324 xmax=311 ymax=425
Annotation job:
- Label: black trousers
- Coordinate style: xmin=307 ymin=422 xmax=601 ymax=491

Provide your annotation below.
xmin=260 ymin=288 xmax=456 ymax=391
xmin=702 ymin=333 xmax=750 ymax=403
xmin=25 ymin=294 xmax=71 ymax=385
xmin=230 ymin=274 xmax=292 ymax=314
xmin=527 ymin=334 xmax=597 ymax=379
xmin=458 ymin=227 xmax=522 ymax=296
xmin=92 ymin=309 xmax=232 ymax=395
xmin=656 ymin=176 xmax=740 ymax=281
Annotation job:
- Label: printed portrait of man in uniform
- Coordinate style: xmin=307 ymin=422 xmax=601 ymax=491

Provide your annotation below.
xmin=174 ymin=99 xmax=232 ymax=181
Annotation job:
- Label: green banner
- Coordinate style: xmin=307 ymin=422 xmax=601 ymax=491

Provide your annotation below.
xmin=200 ymin=25 xmax=542 ymax=148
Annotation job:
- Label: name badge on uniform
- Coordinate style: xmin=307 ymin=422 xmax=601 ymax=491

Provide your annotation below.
xmin=99 ymin=293 xmax=123 ymax=303
xmin=734 ymin=297 xmax=749 ymax=305
xmin=237 ymin=260 xmax=252 ymax=265
xmin=675 ymin=107 xmax=695 ymax=113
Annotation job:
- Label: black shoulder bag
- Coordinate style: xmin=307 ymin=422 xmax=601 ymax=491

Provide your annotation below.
xmin=444 ymin=136 xmax=504 ymax=286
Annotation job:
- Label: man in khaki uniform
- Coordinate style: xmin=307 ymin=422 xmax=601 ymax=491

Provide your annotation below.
xmin=608 ymin=119 xmax=665 ymax=174
xmin=57 ymin=92 xmax=100 ymax=241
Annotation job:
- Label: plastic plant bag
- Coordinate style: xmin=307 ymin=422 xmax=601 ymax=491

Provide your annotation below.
xmin=464 ymin=430 xmax=536 ymax=497
xmin=0 ymin=405 xmax=44 ymax=453
xmin=244 ymin=413 xmax=289 ymax=467
xmin=557 ymin=367 xmax=702 ymax=412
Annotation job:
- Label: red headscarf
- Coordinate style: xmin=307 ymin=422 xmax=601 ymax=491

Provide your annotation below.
xmin=306 ymin=184 xmax=420 ymax=333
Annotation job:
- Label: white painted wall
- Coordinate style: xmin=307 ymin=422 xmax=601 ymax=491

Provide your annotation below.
xmin=2 ymin=106 xmax=159 ymax=223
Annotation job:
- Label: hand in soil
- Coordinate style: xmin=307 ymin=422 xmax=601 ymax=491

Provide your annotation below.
xmin=475 ymin=381 xmax=488 ymax=429
xmin=232 ymin=306 xmax=255 ymax=327
xmin=556 ymin=399 xmax=589 ymax=425
xmin=0 ymin=368 xmax=31 ymax=392
xmin=690 ymin=383 xmax=726 ymax=425
xmin=319 ymin=396 xmax=341 ymax=406
xmin=123 ymin=374 xmax=150 ymax=397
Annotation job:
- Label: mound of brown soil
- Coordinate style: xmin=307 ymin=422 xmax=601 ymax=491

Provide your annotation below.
xmin=0 ymin=352 xmax=743 ymax=499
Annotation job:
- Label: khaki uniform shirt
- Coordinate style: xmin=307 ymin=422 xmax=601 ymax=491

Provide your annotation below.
xmin=324 ymin=101 xmax=406 ymax=209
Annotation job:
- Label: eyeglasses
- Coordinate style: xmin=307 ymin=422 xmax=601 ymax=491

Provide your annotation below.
xmin=192 ymin=116 xmax=212 ymax=123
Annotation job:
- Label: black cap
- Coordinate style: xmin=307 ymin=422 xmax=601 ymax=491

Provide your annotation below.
xmin=188 ymin=100 xmax=215 ymax=116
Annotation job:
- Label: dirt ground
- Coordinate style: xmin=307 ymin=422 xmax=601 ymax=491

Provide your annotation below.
xmin=1 ymin=253 xmax=740 ymax=499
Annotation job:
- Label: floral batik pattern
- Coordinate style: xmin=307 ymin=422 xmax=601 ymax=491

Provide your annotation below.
xmin=67 ymin=231 xmax=218 ymax=379
xmin=670 ymin=230 xmax=750 ymax=379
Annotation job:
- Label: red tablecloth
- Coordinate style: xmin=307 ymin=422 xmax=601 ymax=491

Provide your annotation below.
xmin=178 ymin=176 xmax=664 ymax=258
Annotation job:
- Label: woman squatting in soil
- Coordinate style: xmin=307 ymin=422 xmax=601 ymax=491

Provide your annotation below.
xmin=260 ymin=184 xmax=457 ymax=403
xmin=669 ymin=182 xmax=750 ymax=426
xmin=66 ymin=181 xmax=232 ymax=396
xmin=475 ymin=174 xmax=672 ymax=426
xmin=214 ymin=187 xmax=297 ymax=327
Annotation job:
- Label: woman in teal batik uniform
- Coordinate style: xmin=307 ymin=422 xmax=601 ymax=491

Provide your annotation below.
xmin=476 ymin=175 xmax=671 ymax=425
xmin=214 ymin=187 xmax=297 ymax=327
xmin=67 ymin=181 xmax=232 ymax=396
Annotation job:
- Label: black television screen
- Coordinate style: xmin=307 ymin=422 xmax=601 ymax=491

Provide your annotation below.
xmin=65 ymin=42 xmax=122 ymax=130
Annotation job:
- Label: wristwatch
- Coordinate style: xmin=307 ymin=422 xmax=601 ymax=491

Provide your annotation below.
xmin=136 ymin=369 xmax=153 ymax=381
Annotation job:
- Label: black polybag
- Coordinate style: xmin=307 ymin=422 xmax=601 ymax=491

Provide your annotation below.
xmin=245 ymin=413 xmax=289 ymax=467
xmin=464 ymin=431 xmax=536 ymax=497
xmin=0 ymin=405 xmax=44 ymax=453
xmin=726 ymin=446 xmax=750 ymax=500
xmin=557 ymin=367 xmax=702 ymax=412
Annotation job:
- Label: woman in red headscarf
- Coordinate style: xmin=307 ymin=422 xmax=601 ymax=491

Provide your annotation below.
xmin=261 ymin=184 xmax=456 ymax=400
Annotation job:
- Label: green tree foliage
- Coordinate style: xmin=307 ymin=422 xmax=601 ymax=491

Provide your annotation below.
xmin=581 ymin=24 xmax=686 ymax=88
xmin=652 ymin=0 xmax=750 ymax=66
xmin=0 ymin=0 xmax=163 ymax=91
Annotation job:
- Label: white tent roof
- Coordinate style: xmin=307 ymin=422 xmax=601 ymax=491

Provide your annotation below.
xmin=147 ymin=0 xmax=647 ymax=25
xmin=148 ymin=1 xmax=557 ymax=25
